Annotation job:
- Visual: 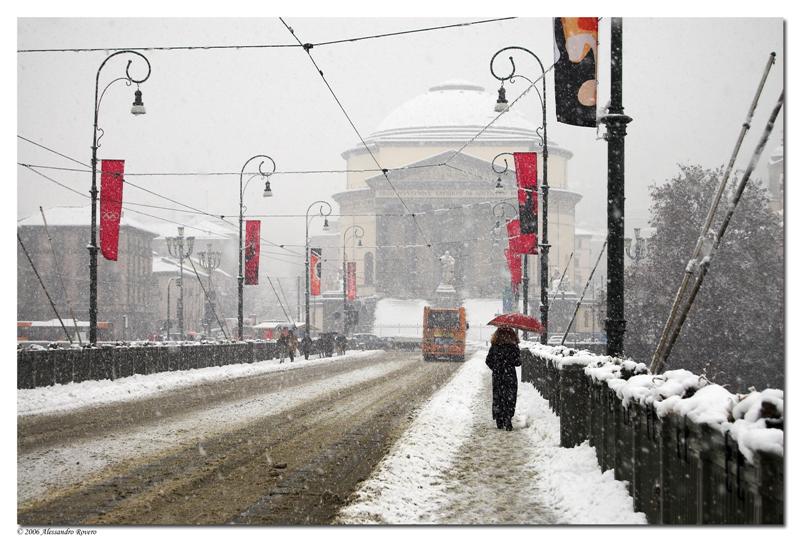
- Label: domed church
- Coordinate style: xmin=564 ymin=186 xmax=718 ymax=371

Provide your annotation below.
xmin=313 ymin=81 xmax=592 ymax=334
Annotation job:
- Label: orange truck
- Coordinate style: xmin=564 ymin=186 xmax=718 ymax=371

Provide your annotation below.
xmin=422 ymin=306 xmax=467 ymax=362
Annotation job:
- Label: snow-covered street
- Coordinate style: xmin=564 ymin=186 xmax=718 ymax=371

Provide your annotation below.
xmin=338 ymin=349 xmax=646 ymax=524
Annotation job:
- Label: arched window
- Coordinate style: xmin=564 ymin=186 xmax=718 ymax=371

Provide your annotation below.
xmin=364 ymin=252 xmax=374 ymax=286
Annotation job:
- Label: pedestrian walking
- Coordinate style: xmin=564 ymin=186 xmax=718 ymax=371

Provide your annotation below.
xmin=485 ymin=326 xmax=522 ymax=431
xmin=277 ymin=330 xmax=288 ymax=364
xmin=301 ymin=334 xmax=313 ymax=360
xmin=287 ymin=330 xmax=298 ymax=362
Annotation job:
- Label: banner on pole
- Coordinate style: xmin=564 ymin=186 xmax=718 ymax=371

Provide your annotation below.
xmin=506 ymin=217 xmax=538 ymax=256
xmin=100 ymin=159 xmax=125 ymax=261
xmin=310 ymin=248 xmax=322 ymax=296
xmin=346 ymin=261 xmax=357 ymax=301
xmin=244 ymin=220 xmax=260 ymax=285
xmin=513 ymin=152 xmax=539 ymax=239
xmin=505 ymin=248 xmax=522 ymax=292
xmin=553 ymin=17 xmax=599 ymax=127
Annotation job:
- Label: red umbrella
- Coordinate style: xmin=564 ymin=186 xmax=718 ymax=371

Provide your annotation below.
xmin=487 ymin=313 xmax=544 ymax=333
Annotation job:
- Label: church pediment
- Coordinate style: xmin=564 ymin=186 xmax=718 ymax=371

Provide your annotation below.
xmin=363 ymin=150 xmax=514 ymax=190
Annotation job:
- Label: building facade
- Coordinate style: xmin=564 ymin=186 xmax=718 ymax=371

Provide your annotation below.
xmin=313 ymin=80 xmax=603 ymax=336
xmin=17 ymin=206 xmax=158 ymax=340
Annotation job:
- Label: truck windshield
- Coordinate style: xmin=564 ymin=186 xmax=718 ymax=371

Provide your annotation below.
xmin=427 ymin=311 xmax=460 ymax=329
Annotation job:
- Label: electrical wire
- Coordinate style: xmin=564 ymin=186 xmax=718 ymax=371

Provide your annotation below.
xmin=280 ymin=17 xmax=433 ymax=249
xmin=18 ymin=164 xmax=305 ymax=267
xmin=17 ymin=18 xmax=516 ymax=53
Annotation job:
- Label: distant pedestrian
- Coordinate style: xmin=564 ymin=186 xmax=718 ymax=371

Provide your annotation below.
xmin=335 ymin=334 xmax=348 ymax=356
xmin=277 ymin=331 xmax=288 ymax=363
xmin=301 ymin=334 xmax=313 ymax=360
xmin=287 ymin=330 xmax=298 ymax=362
xmin=485 ymin=327 xmax=521 ymax=431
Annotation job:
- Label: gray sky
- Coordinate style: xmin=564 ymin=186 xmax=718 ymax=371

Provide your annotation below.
xmin=17 ymin=17 xmax=784 ymax=278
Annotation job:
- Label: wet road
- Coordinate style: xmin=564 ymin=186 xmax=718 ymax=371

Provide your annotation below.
xmin=18 ymin=351 xmax=462 ymax=525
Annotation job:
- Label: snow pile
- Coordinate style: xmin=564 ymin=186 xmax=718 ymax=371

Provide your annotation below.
xmin=338 ymin=348 xmax=645 ymax=524
xmin=338 ymin=350 xmax=485 ymax=523
xmin=18 ymin=350 xmax=382 ymax=417
xmin=463 ymin=298 xmax=502 ymax=344
xmin=372 ymin=298 xmax=428 ymax=337
xmin=526 ymin=344 xmax=784 ymax=464
xmin=723 ymin=389 xmax=784 ymax=462
xmin=515 ymin=382 xmax=646 ymax=524
xmin=524 ymin=341 xmax=618 ymax=369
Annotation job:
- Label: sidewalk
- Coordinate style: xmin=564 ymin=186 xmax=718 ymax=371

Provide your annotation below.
xmin=337 ymin=349 xmax=646 ymax=524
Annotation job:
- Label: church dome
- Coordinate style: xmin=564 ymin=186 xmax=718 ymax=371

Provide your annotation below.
xmin=364 ymin=79 xmax=543 ymax=145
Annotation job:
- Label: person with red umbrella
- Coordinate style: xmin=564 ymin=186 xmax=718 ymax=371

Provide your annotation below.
xmin=485 ymin=326 xmax=522 ymax=431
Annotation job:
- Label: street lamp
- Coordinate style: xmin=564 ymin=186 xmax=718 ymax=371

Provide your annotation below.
xmin=624 ymin=228 xmax=648 ymax=264
xmin=88 ymin=50 xmax=151 ymax=344
xmin=198 ymin=243 xmax=222 ymax=337
xmin=490 ymin=46 xmax=551 ymax=344
xmin=305 ymin=201 xmax=332 ymax=340
xmin=492 ymin=152 xmax=534 ymax=336
xmin=165 ymin=276 xmax=176 ymax=341
xmin=342 ymin=224 xmax=364 ymax=336
xmin=237 ymin=154 xmax=276 ymax=340
xmin=166 ymin=226 xmax=195 ymax=340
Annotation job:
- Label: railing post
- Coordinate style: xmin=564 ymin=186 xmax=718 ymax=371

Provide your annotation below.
xmin=559 ymin=364 xmax=588 ymax=447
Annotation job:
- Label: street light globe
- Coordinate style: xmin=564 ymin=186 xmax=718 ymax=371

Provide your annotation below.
xmin=494 ymin=85 xmax=509 ymax=113
xmin=322 ymin=218 xmax=330 ymax=232
xmin=263 ymin=180 xmax=273 ymax=198
xmin=494 ymin=177 xmax=504 ymax=193
xmin=131 ymin=89 xmax=146 ymax=116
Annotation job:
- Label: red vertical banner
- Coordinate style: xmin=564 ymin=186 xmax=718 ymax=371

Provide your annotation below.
xmin=100 ymin=159 xmax=125 ymax=261
xmin=513 ymin=152 xmax=539 ymax=242
xmin=244 ymin=220 xmax=260 ymax=285
xmin=506 ymin=218 xmax=537 ymax=255
xmin=346 ymin=261 xmax=357 ymax=301
xmin=505 ymin=248 xmax=522 ymax=293
xmin=310 ymin=248 xmax=322 ymax=296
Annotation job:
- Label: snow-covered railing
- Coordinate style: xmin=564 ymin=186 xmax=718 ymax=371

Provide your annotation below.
xmin=520 ymin=342 xmax=784 ymax=525
xmin=17 ymin=341 xmax=282 ymax=389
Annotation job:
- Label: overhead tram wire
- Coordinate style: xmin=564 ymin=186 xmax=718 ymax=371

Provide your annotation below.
xmin=17 ymin=136 xmax=303 ymax=257
xmin=20 ymin=159 xmax=519 ymax=220
xmin=18 ymin=164 xmax=305 ymax=267
xmin=17 ymin=18 xmax=516 ymax=54
xmin=279 ymin=17 xmax=433 ymax=249
xmin=14 ymin=161 xmax=445 ymax=177
xmin=19 ymin=164 xmax=525 ymax=263
xmin=443 ymin=62 xmax=555 ymax=167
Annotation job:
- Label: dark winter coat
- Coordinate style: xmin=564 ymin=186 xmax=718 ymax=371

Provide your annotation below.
xmin=485 ymin=343 xmax=521 ymax=425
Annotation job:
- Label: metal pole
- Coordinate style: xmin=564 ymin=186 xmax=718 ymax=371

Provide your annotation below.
xmin=304 ymin=201 xmax=332 ymax=340
xmin=177 ymin=229 xmax=185 ymax=340
xmin=166 ymin=279 xmax=171 ymax=340
xmin=600 ymin=18 xmax=632 ymax=357
xmin=88 ymin=50 xmax=151 ymax=345
xmin=237 ymin=155 xmax=276 ymax=341
xmin=651 ymin=90 xmax=783 ymax=374
xmin=305 ymin=213 xmax=310 ymax=340
xmin=650 ymin=51 xmax=776 ymax=371
xmin=238 ymin=174 xmax=244 ymax=341
xmin=489 ymin=47 xmax=550 ymax=344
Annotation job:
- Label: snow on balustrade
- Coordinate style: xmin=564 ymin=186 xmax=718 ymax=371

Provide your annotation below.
xmin=523 ymin=342 xmax=784 ymax=464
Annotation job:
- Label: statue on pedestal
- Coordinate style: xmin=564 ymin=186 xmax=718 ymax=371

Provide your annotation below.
xmin=439 ymin=250 xmax=455 ymax=288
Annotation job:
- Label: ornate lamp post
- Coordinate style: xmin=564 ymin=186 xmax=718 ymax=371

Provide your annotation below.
xmin=198 ymin=243 xmax=222 ymax=337
xmin=165 ymin=276 xmax=176 ymax=341
xmin=624 ymin=228 xmax=648 ymax=264
xmin=490 ymin=46 xmax=551 ymax=344
xmin=88 ymin=50 xmax=151 ymax=344
xmin=491 ymin=154 xmax=532 ymax=327
xmin=166 ymin=227 xmax=195 ymax=340
xmin=237 ymin=155 xmax=275 ymax=340
xmin=304 ymin=201 xmax=332 ymax=339
xmin=342 ymin=224 xmax=364 ymax=336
